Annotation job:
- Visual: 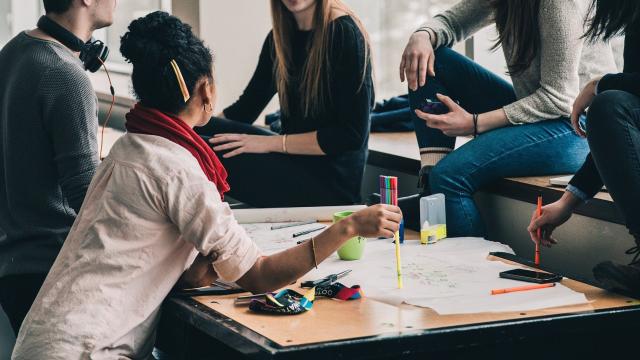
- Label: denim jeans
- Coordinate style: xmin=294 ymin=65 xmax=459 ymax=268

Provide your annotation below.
xmin=587 ymin=90 xmax=640 ymax=239
xmin=409 ymin=47 xmax=590 ymax=237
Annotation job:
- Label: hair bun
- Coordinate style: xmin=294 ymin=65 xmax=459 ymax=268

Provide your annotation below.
xmin=120 ymin=11 xmax=196 ymax=67
xmin=119 ymin=10 xmax=213 ymax=115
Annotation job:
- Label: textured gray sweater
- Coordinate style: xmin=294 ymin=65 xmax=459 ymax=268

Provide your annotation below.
xmin=422 ymin=0 xmax=618 ymax=123
xmin=0 ymin=32 xmax=98 ymax=277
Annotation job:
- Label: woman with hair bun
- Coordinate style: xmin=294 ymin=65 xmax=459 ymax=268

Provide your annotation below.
xmin=11 ymin=11 xmax=400 ymax=360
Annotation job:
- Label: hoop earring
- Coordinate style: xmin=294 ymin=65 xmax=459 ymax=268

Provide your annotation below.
xmin=203 ymin=103 xmax=213 ymax=113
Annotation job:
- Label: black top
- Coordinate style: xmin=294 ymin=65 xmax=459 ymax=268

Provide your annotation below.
xmin=568 ymin=22 xmax=640 ymax=199
xmin=224 ymin=16 xmax=373 ymax=204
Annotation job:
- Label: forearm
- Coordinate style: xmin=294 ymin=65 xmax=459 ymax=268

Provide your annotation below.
xmin=476 ymin=108 xmax=510 ymax=133
xmin=559 ymin=190 xmax=583 ymax=211
xmin=236 ymin=218 xmax=355 ymax=294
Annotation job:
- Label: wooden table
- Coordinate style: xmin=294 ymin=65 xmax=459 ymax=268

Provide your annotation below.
xmin=156 ymin=229 xmax=640 ymax=359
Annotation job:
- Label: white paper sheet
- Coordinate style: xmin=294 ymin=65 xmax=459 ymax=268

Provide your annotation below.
xmin=233 ymin=205 xmax=365 ymax=224
xmin=241 ymin=225 xmax=590 ymax=315
xmin=242 ymin=222 xmax=327 ymax=255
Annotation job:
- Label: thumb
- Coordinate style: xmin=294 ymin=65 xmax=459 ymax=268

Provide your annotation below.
xmin=528 ymin=215 xmax=547 ymax=233
xmin=436 ymin=93 xmax=457 ymax=111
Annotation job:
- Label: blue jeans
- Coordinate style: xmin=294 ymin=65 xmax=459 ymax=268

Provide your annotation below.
xmin=409 ymin=47 xmax=590 ymax=237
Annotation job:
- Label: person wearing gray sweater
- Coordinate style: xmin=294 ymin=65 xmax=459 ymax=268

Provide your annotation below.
xmin=0 ymin=0 xmax=115 ymax=335
xmin=399 ymin=0 xmax=617 ymax=237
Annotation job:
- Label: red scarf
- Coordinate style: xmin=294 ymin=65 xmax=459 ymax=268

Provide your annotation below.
xmin=125 ymin=103 xmax=230 ymax=198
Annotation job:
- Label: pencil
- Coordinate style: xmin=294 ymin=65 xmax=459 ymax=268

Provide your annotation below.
xmin=491 ymin=282 xmax=555 ymax=295
xmin=292 ymin=226 xmax=325 ymax=238
xmin=535 ymin=194 xmax=542 ymax=267
xmin=271 ymin=220 xmax=316 ymax=230
xmin=394 ymin=231 xmax=403 ymax=288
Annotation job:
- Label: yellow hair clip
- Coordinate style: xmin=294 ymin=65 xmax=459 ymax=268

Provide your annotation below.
xmin=169 ymin=59 xmax=190 ymax=103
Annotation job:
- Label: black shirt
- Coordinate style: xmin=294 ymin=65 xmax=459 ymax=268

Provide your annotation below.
xmin=568 ymin=21 xmax=640 ymax=199
xmin=224 ymin=16 xmax=373 ymax=204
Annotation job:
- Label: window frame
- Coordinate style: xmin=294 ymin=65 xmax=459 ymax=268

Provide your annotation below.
xmin=99 ymin=0 xmax=172 ymax=75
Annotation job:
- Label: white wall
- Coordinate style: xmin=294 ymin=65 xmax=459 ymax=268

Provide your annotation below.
xmin=199 ymin=0 xmax=278 ymax=116
xmin=473 ymin=25 xmax=509 ymax=81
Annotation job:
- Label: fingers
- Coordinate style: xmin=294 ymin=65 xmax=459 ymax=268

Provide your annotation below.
xmin=527 ymin=210 xmax=542 ymax=243
xmin=210 ymin=134 xmax=242 ymax=145
xmin=383 ymin=208 xmax=403 ymax=224
xmin=212 ymin=141 xmax=243 ymax=152
xmin=418 ymin=55 xmax=428 ymax=88
xmin=380 ymin=229 xmax=397 ymax=239
xmin=540 ymin=227 xmax=557 ymax=247
xmin=414 ymin=109 xmax=446 ymax=128
xmin=427 ymin=53 xmax=435 ymax=77
xmin=223 ymin=147 xmax=245 ymax=158
xmin=408 ymin=56 xmax=419 ymax=91
xmin=382 ymin=219 xmax=401 ymax=234
xmin=436 ymin=93 xmax=457 ymax=110
xmin=399 ymin=55 xmax=407 ymax=82
xmin=571 ymin=111 xmax=587 ymax=138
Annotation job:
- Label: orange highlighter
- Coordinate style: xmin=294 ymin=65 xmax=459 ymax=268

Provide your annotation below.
xmin=491 ymin=282 xmax=555 ymax=295
xmin=535 ymin=194 xmax=542 ymax=267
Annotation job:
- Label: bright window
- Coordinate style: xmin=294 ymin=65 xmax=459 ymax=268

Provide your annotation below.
xmin=345 ymin=0 xmax=461 ymax=100
xmin=95 ymin=0 xmax=171 ymax=73
xmin=0 ymin=3 xmax=11 ymax=46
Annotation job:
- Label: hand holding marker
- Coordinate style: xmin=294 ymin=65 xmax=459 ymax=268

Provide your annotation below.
xmin=380 ymin=175 xmax=403 ymax=289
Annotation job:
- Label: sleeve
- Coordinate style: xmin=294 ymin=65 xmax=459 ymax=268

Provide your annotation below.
xmin=165 ymin=170 xmax=262 ymax=282
xmin=597 ymin=72 xmax=640 ymax=98
xmin=39 ymin=65 xmax=99 ymax=214
xmin=223 ymin=33 xmax=278 ymax=124
xmin=567 ymin=153 xmax=604 ymax=201
xmin=502 ymin=0 xmax=585 ymax=124
xmin=418 ymin=0 xmax=494 ymax=49
xmin=316 ymin=20 xmax=372 ymax=155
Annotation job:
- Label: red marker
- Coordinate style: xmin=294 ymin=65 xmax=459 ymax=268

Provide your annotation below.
xmin=535 ymin=195 xmax=542 ymax=267
xmin=491 ymin=282 xmax=555 ymax=295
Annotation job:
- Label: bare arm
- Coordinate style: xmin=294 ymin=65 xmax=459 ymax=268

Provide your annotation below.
xmin=210 ymin=131 xmax=326 ymax=158
xmin=237 ymin=204 xmax=401 ymax=293
xmin=179 ymin=205 xmax=401 ymax=292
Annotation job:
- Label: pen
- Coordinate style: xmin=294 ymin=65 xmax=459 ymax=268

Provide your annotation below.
xmin=271 ymin=220 xmax=317 ymax=230
xmin=292 ymin=226 xmax=325 ymax=238
xmin=491 ymin=282 xmax=555 ymax=295
xmin=535 ymin=194 xmax=542 ymax=267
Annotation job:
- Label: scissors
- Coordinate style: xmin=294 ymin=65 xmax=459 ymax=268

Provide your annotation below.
xmin=300 ymin=270 xmax=352 ymax=288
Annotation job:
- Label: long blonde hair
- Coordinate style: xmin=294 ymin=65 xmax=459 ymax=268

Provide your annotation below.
xmin=270 ymin=0 xmax=371 ymax=118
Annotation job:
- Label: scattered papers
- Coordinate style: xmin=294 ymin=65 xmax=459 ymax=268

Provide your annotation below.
xmin=242 ymin=223 xmax=590 ymax=315
xmin=233 ymin=206 xmax=365 ymax=224
xmin=242 ymin=222 xmax=326 ymax=255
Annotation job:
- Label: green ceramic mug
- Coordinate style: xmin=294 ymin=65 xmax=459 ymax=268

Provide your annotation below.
xmin=334 ymin=211 xmax=366 ymax=260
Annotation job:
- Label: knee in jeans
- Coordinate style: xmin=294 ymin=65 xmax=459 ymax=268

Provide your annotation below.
xmin=587 ymin=90 xmax=636 ymax=135
xmin=429 ymin=160 xmax=466 ymax=193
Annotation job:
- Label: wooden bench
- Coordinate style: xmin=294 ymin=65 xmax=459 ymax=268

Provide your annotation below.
xmin=368 ymin=132 xmax=622 ymax=224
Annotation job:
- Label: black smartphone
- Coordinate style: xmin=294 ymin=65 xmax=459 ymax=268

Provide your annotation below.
xmin=419 ymin=98 xmax=460 ymax=115
xmin=419 ymin=99 xmax=449 ymax=114
xmin=499 ymin=269 xmax=562 ymax=284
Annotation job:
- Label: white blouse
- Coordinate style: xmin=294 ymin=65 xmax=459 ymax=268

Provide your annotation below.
xmin=12 ymin=133 xmax=261 ymax=360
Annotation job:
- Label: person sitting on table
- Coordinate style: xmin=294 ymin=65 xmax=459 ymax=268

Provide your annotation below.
xmin=398 ymin=0 xmax=617 ymax=236
xmin=10 ymin=11 xmax=401 ymax=360
xmin=528 ymin=0 xmax=640 ymax=297
xmin=195 ymin=0 xmax=373 ymax=208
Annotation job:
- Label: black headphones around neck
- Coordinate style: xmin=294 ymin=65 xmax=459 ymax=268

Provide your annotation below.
xmin=37 ymin=16 xmax=109 ymax=73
